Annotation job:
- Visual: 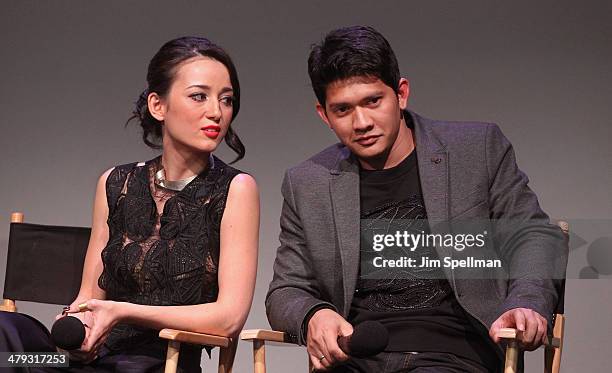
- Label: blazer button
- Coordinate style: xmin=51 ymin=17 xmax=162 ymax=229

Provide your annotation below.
xmin=431 ymin=157 xmax=442 ymax=164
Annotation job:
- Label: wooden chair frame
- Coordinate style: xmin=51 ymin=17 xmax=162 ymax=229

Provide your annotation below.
xmin=2 ymin=212 xmax=237 ymax=373
xmin=498 ymin=313 xmax=564 ymax=373
xmin=498 ymin=220 xmax=568 ymax=373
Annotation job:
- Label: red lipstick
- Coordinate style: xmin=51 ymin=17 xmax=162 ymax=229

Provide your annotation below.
xmin=202 ymin=125 xmax=221 ymax=139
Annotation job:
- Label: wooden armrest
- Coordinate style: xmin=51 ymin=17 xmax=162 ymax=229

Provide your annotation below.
xmin=240 ymin=329 xmax=294 ymax=344
xmin=159 ymin=329 xmax=231 ymax=348
xmin=498 ymin=328 xmax=561 ymax=348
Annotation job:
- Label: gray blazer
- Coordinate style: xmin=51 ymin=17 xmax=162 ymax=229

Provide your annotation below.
xmin=266 ymin=110 xmax=567 ymax=348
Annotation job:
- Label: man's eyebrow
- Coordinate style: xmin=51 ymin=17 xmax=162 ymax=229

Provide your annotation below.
xmin=328 ymin=102 xmax=350 ymax=111
xmin=361 ymin=92 xmax=384 ymax=102
xmin=328 ymin=91 xmax=386 ymax=110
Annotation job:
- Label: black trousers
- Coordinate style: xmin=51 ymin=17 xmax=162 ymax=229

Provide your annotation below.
xmin=0 ymin=311 xmax=201 ymax=373
xmin=330 ymin=351 xmax=502 ymax=373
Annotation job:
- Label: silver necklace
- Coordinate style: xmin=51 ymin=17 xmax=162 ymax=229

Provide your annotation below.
xmin=154 ymin=155 xmax=214 ymax=191
xmin=154 ymin=168 xmax=198 ymax=191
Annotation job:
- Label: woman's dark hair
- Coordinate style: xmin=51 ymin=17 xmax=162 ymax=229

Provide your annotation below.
xmin=127 ymin=36 xmax=245 ymax=163
xmin=308 ymin=25 xmax=400 ymax=108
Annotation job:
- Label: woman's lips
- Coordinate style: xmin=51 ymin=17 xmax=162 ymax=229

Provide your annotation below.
xmin=202 ymin=125 xmax=221 ymax=139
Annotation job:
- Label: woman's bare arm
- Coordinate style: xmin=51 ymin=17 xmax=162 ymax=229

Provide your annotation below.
xmin=75 ymin=168 xmax=113 ymax=302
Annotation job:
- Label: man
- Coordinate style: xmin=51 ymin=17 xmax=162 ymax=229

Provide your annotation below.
xmin=266 ymin=26 xmax=566 ymax=372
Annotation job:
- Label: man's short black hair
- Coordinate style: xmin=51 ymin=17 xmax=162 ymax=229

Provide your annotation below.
xmin=308 ymin=25 xmax=401 ymax=108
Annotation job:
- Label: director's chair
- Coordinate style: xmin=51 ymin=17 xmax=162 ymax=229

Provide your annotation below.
xmin=498 ymin=220 xmax=568 ymax=373
xmin=1 ymin=212 xmax=237 ymax=373
xmin=240 ymin=220 xmax=569 ymax=373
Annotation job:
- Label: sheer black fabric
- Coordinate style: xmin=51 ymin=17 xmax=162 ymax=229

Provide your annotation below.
xmin=98 ymin=155 xmax=241 ymax=360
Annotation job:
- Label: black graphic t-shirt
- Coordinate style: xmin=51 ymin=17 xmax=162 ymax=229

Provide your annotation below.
xmin=349 ymin=147 xmax=498 ymax=368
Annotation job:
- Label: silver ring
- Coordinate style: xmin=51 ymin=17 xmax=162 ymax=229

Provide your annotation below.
xmin=318 ymin=355 xmax=326 ymax=362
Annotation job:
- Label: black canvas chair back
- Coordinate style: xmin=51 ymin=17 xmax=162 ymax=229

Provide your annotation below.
xmin=3 ymin=221 xmax=90 ymax=307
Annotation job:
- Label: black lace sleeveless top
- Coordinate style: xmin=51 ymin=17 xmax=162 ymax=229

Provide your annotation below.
xmin=98 ymin=155 xmax=241 ymax=352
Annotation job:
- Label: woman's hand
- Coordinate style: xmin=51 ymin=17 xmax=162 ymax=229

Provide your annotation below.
xmin=55 ymin=296 xmax=90 ymax=321
xmin=54 ymin=312 xmax=93 ymax=362
xmin=65 ymin=299 xmax=125 ymax=362
xmin=54 ymin=297 xmax=94 ymax=361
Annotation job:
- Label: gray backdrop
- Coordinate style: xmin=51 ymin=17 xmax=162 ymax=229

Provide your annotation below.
xmin=1 ymin=1 xmax=611 ymax=372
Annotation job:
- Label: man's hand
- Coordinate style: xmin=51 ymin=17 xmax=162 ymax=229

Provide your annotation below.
xmin=307 ymin=308 xmax=353 ymax=371
xmin=489 ymin=307 xmax=547 ymax=351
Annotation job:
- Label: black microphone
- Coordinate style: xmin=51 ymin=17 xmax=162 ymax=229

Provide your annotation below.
xmin=337 ymin=321 xmax=389 ymax=357
xmin=51 ymin=316 xmax=86 ymax=350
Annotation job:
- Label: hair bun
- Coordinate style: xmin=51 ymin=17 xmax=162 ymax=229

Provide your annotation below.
xmin=134 ymin=89 xmax=150 ymax=121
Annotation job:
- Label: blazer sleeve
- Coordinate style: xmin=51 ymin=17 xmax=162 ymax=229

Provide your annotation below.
xmin=485 ymin=123 xmax=568 ymax=326
xmin=265 ymin=170 xmax=338 ymax=345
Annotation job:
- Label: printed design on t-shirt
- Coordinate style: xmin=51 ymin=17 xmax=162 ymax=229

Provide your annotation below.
xmin=357 ymin=196 xmax=452 ymax=312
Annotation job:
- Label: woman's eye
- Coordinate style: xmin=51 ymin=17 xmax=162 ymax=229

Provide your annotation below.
xmin=190 ymin=93 xmax=207 ymax=102
xmin=220 ymin=96 xmax=234 ymax=106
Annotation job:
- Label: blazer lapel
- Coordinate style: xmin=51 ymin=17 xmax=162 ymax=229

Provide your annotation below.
xmin=329 ymin=150 xmax=361 ymax=316
xmin=411 ymin=111 xmax=455 ymax=281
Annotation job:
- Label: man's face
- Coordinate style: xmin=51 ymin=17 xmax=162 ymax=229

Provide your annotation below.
xmin=317 ymin=77 xmax=410 ymax=166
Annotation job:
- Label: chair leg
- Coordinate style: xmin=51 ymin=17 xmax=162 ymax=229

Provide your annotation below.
xmin=545 ymin=314 xmax=565 ymax=373
xmin=219 ymin=338 xmax=237 ymax=373
xmin=252 ymin=339 xmax=266 ymax=373
xmin=164 ymin=340 xmax=181 ymax=373
xmin=504 ymin=340 xmax=519 ymax=373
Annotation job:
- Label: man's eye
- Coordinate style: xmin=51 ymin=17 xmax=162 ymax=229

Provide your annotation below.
xmin=190 ymin=93 xmax=207 ymax=102
xmin=336 ymin=106 xmax=350 ymax=114
xmin=368 ymin=96 xmax=381 ymax=105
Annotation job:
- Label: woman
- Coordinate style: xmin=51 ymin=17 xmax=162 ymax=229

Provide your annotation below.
xmin=1 ymin=36 xmax=259 ymax=372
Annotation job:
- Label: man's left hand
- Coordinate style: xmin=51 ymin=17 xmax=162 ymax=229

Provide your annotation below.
xmin=489 ymin=308 xmax=547 ymax=351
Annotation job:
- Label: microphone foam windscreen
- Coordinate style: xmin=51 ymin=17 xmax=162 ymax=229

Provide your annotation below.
xmin=51 ymin=316 xmax=86 ymax=350
xmin=349 ymin=320 xmax=389 ymax=357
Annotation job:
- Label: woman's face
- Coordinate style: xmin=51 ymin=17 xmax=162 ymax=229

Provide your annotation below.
xmin=153 ymin=56 xmax=235 ymax=154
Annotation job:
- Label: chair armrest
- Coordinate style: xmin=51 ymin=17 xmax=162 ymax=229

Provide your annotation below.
xmin=240 ymin=329 xmax=295 ymax=344
xmin=498 ymin=328 xmax=561 ymax=348
xmin=159 ymin=329 xmax=231 ymax=348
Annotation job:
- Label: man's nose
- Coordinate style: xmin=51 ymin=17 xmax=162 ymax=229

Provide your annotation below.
xmin=353 ymin=107 xmax=373 ymax=132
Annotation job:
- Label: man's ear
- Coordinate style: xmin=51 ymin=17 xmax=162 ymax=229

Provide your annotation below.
xmin=397 ymin=78 xmax=410 ymax=110
xmin=316 ymin=102 xmax=332 ymax=129
xmin=148 ymin=92 xmax=165 ymax=122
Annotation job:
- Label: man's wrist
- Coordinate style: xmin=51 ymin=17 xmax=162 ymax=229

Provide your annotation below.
xmin=302 ymin=304 xmax=335 ymax=340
